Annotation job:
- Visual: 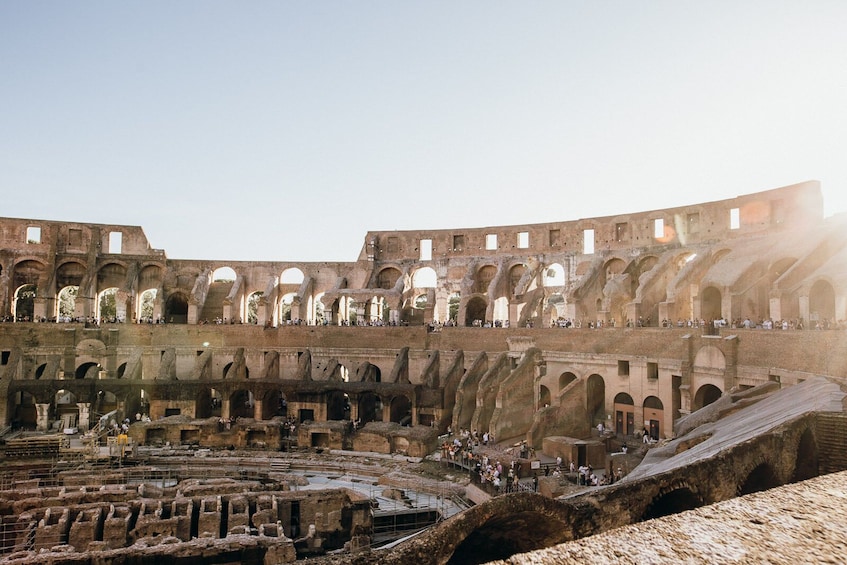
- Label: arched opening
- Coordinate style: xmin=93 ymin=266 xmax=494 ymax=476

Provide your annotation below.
xmin=693 ymin=384 xmax=722 ymax=411
xmin=164 ymin=292 xmax=189 ymax=324
xmin=264 ymin=390 xmax=287 ymax=419
xmin=34 ymin=363 xmax=47 ymax=380
xmin=314 ymin=293 xmax=326 ymax=325
xmin=412 ymin=267 xmax=437 ymax=289
xmin=57 ymin=285 xmax=79 ymax=321
xmin=643 ymin=396 xmax=664 ymax=440
xmin=493 ymin=296 xmax=509 ymax=324
xmin=509 ymin=264 xmax=526 ymax=297
xmin=230 ymin=389 xmax=254 ymax=419
xmin=97 ymin=287 xmax=119 ymax=321
xmin=13 ymin=283 xmax=37 ymax=322
xmin=326 ymin=391 xmax=349 ymax=421
xmin=196 ymin=388 xmax=223 ymax=419
xmin=700 ymin=286 xmax=722 ymax=321
xmin=12 ymin=391 xmax=37 ymax=430
xmin=138 ymin=289 xmax=158 ymax=322
xmin=278 ymin=293 xmax=296 ymax=323
xmin=586 ymin=374 xmax=605 ymax=428
xmin=377 ymin=267 xmax=402 ymax=290
xmin=538 ymin=385 xmax=551 ymax=409
xmin=447 ymin=293 xmax=461 ymax=324
xmin=358 ymin=362 xmax=381 ymax=383
xmin=390 ymin=395 xmax=412 ymax=425
xmin=280 ymin=267 xmax=305 ymax=285
xmin=558 ymin=372 xmax=577 ymax=391
xmin=792 ymin=428 xmax=818 ymax=483
xmin=116 ymin=362 xmax=127 ymax=378
xmin=125 ymin=389 xmax=149 ymax=420
xmin=246 ymin=291 xmax=263 ymax=324
xmin=642 ymin=487 xmax=703 ymax=520
xmin=809 ymin=279 xmax=835 ymax=328
xmin=446 ymin=510 xmax=571 ymax=565
xmin=358 ymin=392 xmax=382 ymax=424
xmin=738 ymin=462 xmax=781 ymax=495
xmin=223 ymin=362 xmax=250 ymax=380
xmin=213 ymin=267 xmax=237 ymax=282
xmin=475 ymin=265 xmax=496 ymax=294
xmin=75 ymin=362 xmax=100 ymax=379
xmin=465 ymin=296 xmax=487 ymax=327
xmin=614 ymin=392 xmax=635 ymax=436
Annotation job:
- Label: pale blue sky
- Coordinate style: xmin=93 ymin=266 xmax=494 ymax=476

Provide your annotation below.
xmin=3 ymin=1 xmax=846 ymax=261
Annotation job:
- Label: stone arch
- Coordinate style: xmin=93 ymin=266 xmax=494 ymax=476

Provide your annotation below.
xmin=34 ymin=363 xmax=48 ymax=380
xmin=358 ymin=392 xmax=382 ymax=424
xmin=223 ymin=362 xmax=250 ymax=380
xmin=641 ymin=482 xmax=706 ymax=521
xmin=447 ymin=292 xmax=461 ymax=323
xmin=164 ymin=291 xmax=189 ymax=324
xmin=412 ymin=266 xmax=437 ymax=288
xmin=586 ymin=374 xmax=605 ymax=427
xmin=75 ymin=361 xmax=100 ymax=379
xmin=377 ymin=267 xmax=402 ymax=290
xmin=230 ymin=389 xmax=254 ymax=419
xmin=212 ymin=266 xmax=237 ymax=282
xmin=538 ymin=385 xmax=551 ymax=409
xmin=475 ymin=265 xmax=497 ymax=294
xmin=543 ymin=263 xmax=565 ymax=287
xmin=262 ymin=389 xmax=286 ymax=419
xmin=357 ymin=362 xmax=381 ymax=383
xmin=390 ymin=395 xmax=412 ymax=425
xmin=693 ymin=383 xmax=722 ymax=411
xmin=700 ymin=286 xmax=722 ymax=321
xmin=13 ymin=283 xmax=37 ymax=321
xmin=246 ymin=291 xmax=263 ymax=324
xmin=57 ymin=285 xmax=79 ymax=320
xmin=445 ymin=494 xmax=577 ymax=565
xmin=792 ymin=427 xmax=818 ymax=483
xmin=138 ymin=288 xmax=157 ymax=321
xmin=124 ymin=388 xmax=149 ymax=420
xmin=94 ymin=389 xmax=118 ymax=415
xmin=97 ymin=287 xmax=119 ymax=321
xmin=809 ymin=279 xmax=835 ymax=326
xmin=508 ymin=264 xmax=526 ymax=297
xmin=278 ymin=292 xmax=297 ymax=322
xmin=465 ymin=296 xmax=487 ymax=326
xmin=603 ymin=257 xmax=627 ymax=280
xmin=559 ymin=372 xmax=577 ymax=391
xmin=280 ymin=267 xmax=304 ymax=285
xmin=738 ymin=461 xmax=781 ymax=495
xmin=693 ymin=345 xmax=726 ymax=371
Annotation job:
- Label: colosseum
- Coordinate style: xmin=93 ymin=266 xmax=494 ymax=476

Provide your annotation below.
xmin=1 ymin=179 xmax=846 ymax=564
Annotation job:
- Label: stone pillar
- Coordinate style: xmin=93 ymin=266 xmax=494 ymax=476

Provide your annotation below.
xmin=253 ymin=399 xmax=263 ymax=421
xmin=77 ymin=403 xmax=91 ymax=432
xmin=35 ymin=404 xmax=51 ymax=432
xmin=221 ymin=399 xmax=231 ymax=420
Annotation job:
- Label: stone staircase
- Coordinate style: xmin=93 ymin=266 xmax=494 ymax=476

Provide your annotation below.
xmin=199 ymin=281 xmax=232 ymax=323
xmin=816 ymin=412 xmax=847 ymax=474
xmin=269 ymin=459 xmax=291 ymax=473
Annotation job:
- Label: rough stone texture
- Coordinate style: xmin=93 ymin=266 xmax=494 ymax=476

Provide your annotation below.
xmin=491 ymin=470 xmax=847 ymax=564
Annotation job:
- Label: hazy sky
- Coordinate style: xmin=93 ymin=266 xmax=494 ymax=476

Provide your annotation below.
xmin=3 ymin=1 xmax=846 ymax=262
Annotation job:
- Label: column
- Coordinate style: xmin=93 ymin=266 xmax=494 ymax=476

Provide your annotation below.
xmin=35 ymin=404 xmax=51 ymax=432
xmin=77 ymin=402 xmax=91 ymax=432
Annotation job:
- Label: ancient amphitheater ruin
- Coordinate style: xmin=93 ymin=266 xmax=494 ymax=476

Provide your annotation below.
xmin=1 ymin=180 xmax=846 ymax=564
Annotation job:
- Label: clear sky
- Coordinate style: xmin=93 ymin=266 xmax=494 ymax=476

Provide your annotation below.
xmin=3 ymin=1 xmax=846 ymax=262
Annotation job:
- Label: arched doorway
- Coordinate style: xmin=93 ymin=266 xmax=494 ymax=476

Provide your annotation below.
xmin=390 ymin=395 xmax=412 ymax=425
xmin=693 ymin=384 xmax=722 ymax=411
xmin=538 ymin=385 xmax=551 ymax=409
xmin=13 ymin=284 xmax=37 ymax=321
xmin=613 ymin=392 xmax=635 ymax=435
xmin=12 ymin=391 xmax=37 ymax=430
xmin=358 ymin=392 xmax=382 ymax=423
xmin=326 ymin=391 xmax=349 ymax=421
xmin=165 ymin=292 xmax=189 ymax=324
xmin=586 ymin=374 xmax=605 ymax=428
xmin=642 ymin=487 xmax=703 ymax=520
xmin=809 ymin=280 xmax=835 ymax=328
xmin=465 ymin=296 xmax=487 ymax=327
xmin=75 ymin=362 xmax=100 ymax=379
xmin=196 ymin=388 xmax=223 ymax=419
xmin=559 ymin=372 xmax=577 ymax=391
xmin=792 ymin=428 xmax=818 ymax=483
xmin=700 ymin=286 xmax=722 ymax=321
xmin=643 ymin=396 xmax=664 ymax=440
xmin=230 ymin=389 xmax=255 ymax=419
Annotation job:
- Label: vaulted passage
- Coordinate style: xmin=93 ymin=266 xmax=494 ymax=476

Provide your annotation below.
xmin=447 ymin=510 xmax=570 ymax=565
xmin=738 ymin=463 xmax=781 ymax=495
xmin=642 ymin=487 xmax=703 ymax=521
